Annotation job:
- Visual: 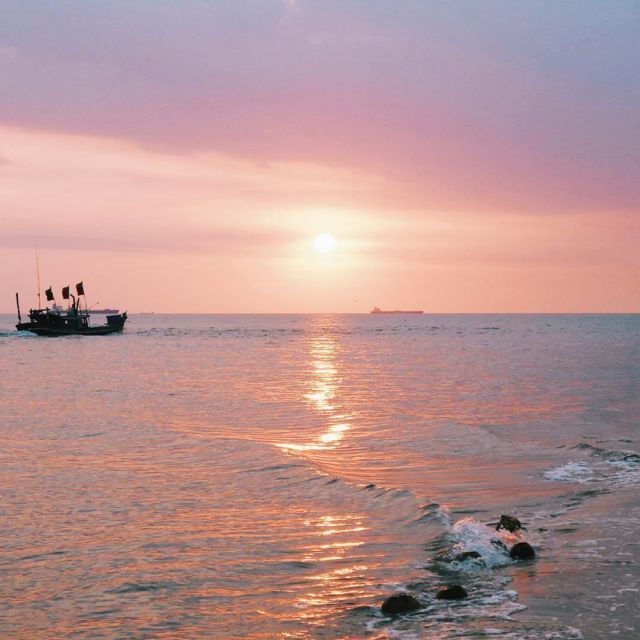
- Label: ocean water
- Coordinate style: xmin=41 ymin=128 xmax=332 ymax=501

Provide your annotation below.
xmin=0 ymin=313 xmax=638 ymax=639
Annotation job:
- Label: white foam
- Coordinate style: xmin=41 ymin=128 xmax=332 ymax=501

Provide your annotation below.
xmin=604 ymin=458 xmax=640 ymax=487
xmin=370 ymin=516 xmax=582 ymax=639
xmin=491 ymin=627 xmax=583 ymax=640
xmin=545 ymin=628 xmax=583 ymax=639
xmin=449 ymin=517 xmax=517 ymax=569
xmin=544 ymin=457 xmax=640 ymax=487
xmin=364 ymin=615 xmax=421 ymax=639
xmin=544 ymin=461 xmax=594 ymax=483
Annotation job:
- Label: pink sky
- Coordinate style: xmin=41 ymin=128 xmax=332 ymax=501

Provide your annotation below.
xmin=1 ymin=1 xmax=638 ymax=312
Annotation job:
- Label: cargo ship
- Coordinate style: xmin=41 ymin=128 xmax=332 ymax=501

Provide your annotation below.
xmin=53 ymin=304 xmax=119 ymax=314
xmin=370 ymin=306 xmax=423 ymax=314
xmin=89 ymin=308 xmax=119 ymax=314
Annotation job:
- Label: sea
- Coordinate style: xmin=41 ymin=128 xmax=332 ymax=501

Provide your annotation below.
xmin=1 ymin=313 xmax=638 ymax=639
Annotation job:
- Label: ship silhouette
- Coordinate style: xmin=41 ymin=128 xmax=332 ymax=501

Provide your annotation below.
xmin=370 ymin=306 xmax=423 ymax=314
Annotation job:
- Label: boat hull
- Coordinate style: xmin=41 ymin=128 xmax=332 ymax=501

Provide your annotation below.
xmin=17 ymin=324 xmax=125 ymax=336
xmin=16 ymin=312 xmax=127 ymax=336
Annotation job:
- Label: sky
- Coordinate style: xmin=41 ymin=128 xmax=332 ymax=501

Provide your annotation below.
xmin=1 ymin=0 xmax=638 ymax=313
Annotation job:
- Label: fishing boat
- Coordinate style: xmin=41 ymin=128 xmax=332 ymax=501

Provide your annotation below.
xmin=15 ymin=282 xmax=127 ymax=336
xmin=370 ymin=306 xmax=423 ymax=314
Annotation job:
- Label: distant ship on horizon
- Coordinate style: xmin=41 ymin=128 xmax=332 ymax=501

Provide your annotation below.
xmin=89 ymin=308 xmax=119 ymax=314
xmin=52 ymin=304 xmax=119 ymax=315
xmin=370 ymin=306 xmax=423 ymax=314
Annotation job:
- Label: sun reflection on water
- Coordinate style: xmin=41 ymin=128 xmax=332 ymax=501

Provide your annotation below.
xmin=275 ymin=326 xmax=375 ymax=627
xmin=281 ymin=512 xmax=373 ymax=625
xmin=279 ymin=320 xmax=355 ymax=453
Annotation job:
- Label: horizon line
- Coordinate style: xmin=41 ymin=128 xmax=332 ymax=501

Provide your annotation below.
xmin=1 ymin=310 xmax=639 ymax=316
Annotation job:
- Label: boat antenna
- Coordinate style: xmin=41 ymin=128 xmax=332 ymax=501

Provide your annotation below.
xmin=35 ymin=243 xmax=42 ymax=309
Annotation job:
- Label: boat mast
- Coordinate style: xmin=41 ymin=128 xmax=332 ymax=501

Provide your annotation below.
xmin=35 ymin=245 xmax=42 ymax=309
xmin=15 ymin=292 xmax=22 ymax=323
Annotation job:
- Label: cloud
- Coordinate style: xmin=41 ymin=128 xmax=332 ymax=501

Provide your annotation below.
xmin=0 ymin=3 xmax=638 ymax=313
xmin=0 ymin=227 xmax=300 ymax=254
xmin=0 ymin=1 xmax=637 ymax=214
xmin=0 ymin=124 xmax=386 ymax=256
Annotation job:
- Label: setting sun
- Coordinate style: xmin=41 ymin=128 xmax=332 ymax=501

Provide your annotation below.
xmin=313 ymin=233 xmax=337 ymax=254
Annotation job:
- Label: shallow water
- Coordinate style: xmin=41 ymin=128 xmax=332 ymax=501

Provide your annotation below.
xmin=1 ymin=314 xmax=638 ymax=639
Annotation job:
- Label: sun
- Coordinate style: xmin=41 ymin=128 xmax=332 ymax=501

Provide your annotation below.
xmin=313 ymin=233 xmax=337 ymax=254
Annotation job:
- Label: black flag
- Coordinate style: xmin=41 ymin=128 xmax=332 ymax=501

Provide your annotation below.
xmin=62 ymin=286 xmax=70 ymax=300
xmin=45 ymin=287 xmax=54 ymax=301
xmin=76 ymin=281 xmax=85 ymax=296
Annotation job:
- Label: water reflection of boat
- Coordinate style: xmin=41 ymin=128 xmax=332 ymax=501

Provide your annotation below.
xmin=370 ymin=306 xmax=423 ymax=314
xmin=15 ymin=283 xmax=127 ymax=336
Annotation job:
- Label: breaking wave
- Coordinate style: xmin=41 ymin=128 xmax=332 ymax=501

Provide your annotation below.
xmin=362 ymin=507 xmax=582 ymax=640
xmin=544 ymin=443 xmax=640 ymax=488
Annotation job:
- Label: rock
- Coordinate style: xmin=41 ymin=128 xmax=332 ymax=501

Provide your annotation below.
xmin=436 ymin=585 xmax=468 ymax=600
xmin=380 ymin=593 xmax=421 ymax=615
xmin=510 ymin=542 xmax=536 ymax=560
xmin=453 ymin=551 xmax=481 ymax=562
xmin=491 ymin=539 xmax=508 ymax=552
xmin=496 ymin=514 xmax=524 ymax=532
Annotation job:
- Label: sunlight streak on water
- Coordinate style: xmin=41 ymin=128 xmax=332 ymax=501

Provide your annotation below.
xmin=279 ymin=317 xmax=354 ymax=453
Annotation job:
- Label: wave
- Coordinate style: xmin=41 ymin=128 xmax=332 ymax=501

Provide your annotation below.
xmin=228 ymin=442 xmax=585 ymax=639
xmin=363 ymin=508 xmax=583 ymax=639
xmin=544 ymin=443 xmax=640 ymax=488
xmin=133 ymin=326 xmax=307 ymax=339
xmin=0 ymin=330 xmax=37 ymax=338
xmin=210 ymin=442 xmax=577 ymax=638
xmin=131 ymin=325 xmax=510 ymax=339
xmin=572 ymin=442 xmax=640 ymax=463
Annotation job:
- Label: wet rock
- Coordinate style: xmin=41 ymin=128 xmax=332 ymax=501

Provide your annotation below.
xmin=496 ymin=514 xmax=524 ymax=532
xmin=436 ymin=585 xmax=468 ymax=600
xmin=491 ymin=539 xmax=508 ymax=552
xmin=453 ymin=551 xmax=481 ymax=562
xmin=510 ymin=542 xmax=536 ymax=560
xmin=380 ymin=593 xmax=421 ymax=615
